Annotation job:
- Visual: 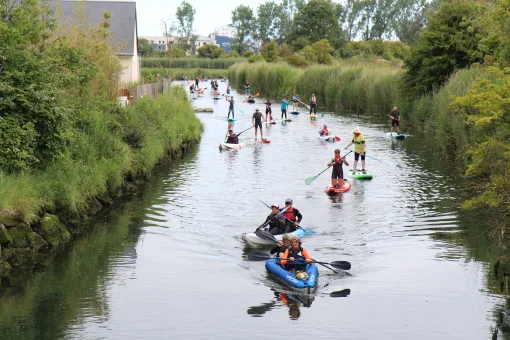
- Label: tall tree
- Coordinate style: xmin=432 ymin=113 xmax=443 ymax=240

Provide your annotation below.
xmin=343 ymin=0 xmax=363 ymax=41
xmin=369 ymin=0 xmax=400 ymax=39
xmin=175 ymin=1 xmax=197 ymax=54
xmin=392 ymin=0 xmax=428 ymax=44
xmin=255 ymin=2 xmax=283 ymax=45
xmin=231 ymin=5 xmax=255 ymax=53
xmin=402 ymin=1 xmax=489 ymax=97
xmin=138 ymin=38 xmax=156 ymax=57
xmin=289 ymin=0 xmax=346 ymax=49
xmin=279 ymin=0 xmax=305 ymax=42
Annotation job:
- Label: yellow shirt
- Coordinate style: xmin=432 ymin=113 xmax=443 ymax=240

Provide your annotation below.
xmin=352 ymin=134 xmax=365 ymax=153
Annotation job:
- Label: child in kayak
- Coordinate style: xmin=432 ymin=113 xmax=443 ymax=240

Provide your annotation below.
xmin=280 ymin=236 xmax=312 ymax=272
xmin=319 ymin=124 xmax=329 ymax=136
xmin=328 ymin=149 xmax=349 ymax=188
xmin=225 ymin=129 xmax=239 ymax=144
xmin=264 ymin=98 xmax=273 ymax=121
xmin=265 ymin=204 xmax=286 ymax=235
xmin=270 ymin=233 xmax=291 ymax=255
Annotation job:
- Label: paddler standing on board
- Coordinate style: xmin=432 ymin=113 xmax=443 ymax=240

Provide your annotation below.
xmin=292 ymin=91 xmax=300 ymax=112
xmin=344 ymin=127 xmax=367 ymax=174
xmin=309 ymin=94 xmax=317 ymax=114
xmin=252 ymin=108 xmax=266 ymax=140
xmin=328 ymin=149 xmax=349 ymax=188
xmin=281 ymin=198 xmax=303 ymax=233
xmin=226 ymin=95 xmax=235 ymax=120
xmin=390 ymin=107 xmax=400 ymax=133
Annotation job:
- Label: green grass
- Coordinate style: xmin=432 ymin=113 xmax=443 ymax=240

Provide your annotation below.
xmin=142 ymin=68 xmax=228 ymax=82
xmin=142 ymin=57 xmax=242 ymax=69
xmin=0 ymin=87 xmax=203 ymax=220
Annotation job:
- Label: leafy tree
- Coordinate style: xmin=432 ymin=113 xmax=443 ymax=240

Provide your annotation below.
xmin=279 ymin=0 xmax=306 ymax=42
xmin=197 ymin=44 xmax=224 ymax=58
xmin=289 ymin=0 xmax=346 ymax=49
xmin=175 ymin=1 xmax=197 ymax=54
xmin=139 ymin=38 xmax=156 ymax=57
xmin=227 ymin=50 xmax=240 ymax=58
xmin=248 ymin=54 xmax=265 ymax=63
xmin=256 ymin=2 xmax=283 ymax=45
xmin=312 ymin=39 xmax=334 ymax=64
xmin=344 ymin=0 xmax=363 ymax=41
xmin=450 ymin=67 xmax=510 ymax=234
xmin=290 ymin=36 xmax=311 ymax=51
xmin=231 ymin=5 xmax=254 ymax=53
xmin=261 ymin=40 xmax=279 ymax=62
xmin=171 ymin=47 xmax=186 ymax=58
xmin=402 ymin=1 xmax=489 ymax=97
xmin=392 ymin=0 xmax=428 ymax=45
xmin=278 ymin=43 xmax=293 ymax=57
xmin=300 ymin=46 xmax=317 ymax=63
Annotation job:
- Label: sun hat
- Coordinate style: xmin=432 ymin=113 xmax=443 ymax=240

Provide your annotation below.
xmin=353 ymin=127 xmax=361 ymax=134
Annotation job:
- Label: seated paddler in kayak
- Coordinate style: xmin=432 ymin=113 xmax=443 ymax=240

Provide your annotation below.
xmin=264 ymin=204 xmax=286 ymax=235
xmin=247 ymin=94 xmax=255 ymax=101
xmin=270 ymin=233 xmax=291 ymax=256
xmin=225 ymin=129 xmax=239 ymax=144
xmin=280 ymin=236 xmax=312 ymax=272
xmin=319 ymin=124 xmax=330 ymax=136
xmin=328 ymin=149 xmax=349 ymax=188
xmin=281 ymin=198 xmax=303 ymax=233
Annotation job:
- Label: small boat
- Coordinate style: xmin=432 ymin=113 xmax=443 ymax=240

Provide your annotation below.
xmin=325 ymin=181 xmax=351 ymax=193
xmin=247 ymin=99 xmax=256 ymax=103
xmin=290 ymin=111 xmax=300 ymax=115
xmin=318 ymin=134 xmax=335 ymax=142
xmin=219 ymin=142 xmax=245 ymax=150
xmin=265 ymin=257 xmax=318 ymax=294
xmin=220 ymin=79 xmax=228 ymax=82
xmin=242 ymin=227 xmax=311 ymax=247
xmin=348 ymin=170 xmax=373 ymax=179
xmin=386 ymin=132 xmax=406 ymax=140
xmin=308 ymin=114 xmax=319 ymax=120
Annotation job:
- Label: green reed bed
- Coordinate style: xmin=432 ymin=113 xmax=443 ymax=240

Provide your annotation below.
xmin=142 ymin=68 xmax=228 ymax=82
xmin=142 ymin=57 xmax=242 ymax=69
xmin=0 ymin=87 xmax=203 ymax=219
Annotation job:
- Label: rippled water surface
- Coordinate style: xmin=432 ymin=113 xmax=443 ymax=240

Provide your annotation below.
xmin=0 ymin=82 xmax=506 ymax=339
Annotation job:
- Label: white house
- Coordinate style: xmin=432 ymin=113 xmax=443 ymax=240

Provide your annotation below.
xmin=212 ymin=25 xmax=237 ymax=39
xmin=194 ymin=36 xmax=218 ymax=54
xmin=50 ymin=0 xmax=141 ymax=85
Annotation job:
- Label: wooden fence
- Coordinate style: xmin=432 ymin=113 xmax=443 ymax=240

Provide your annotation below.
xmin=120 ymin=78 xmax=171 ymax=106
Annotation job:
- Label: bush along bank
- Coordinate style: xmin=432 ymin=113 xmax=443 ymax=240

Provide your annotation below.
xmin=0 ymin=88 xmax=203 ymax=276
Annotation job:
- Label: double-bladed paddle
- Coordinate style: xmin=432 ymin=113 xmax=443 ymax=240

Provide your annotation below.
xmin=305 ymin=150 xmax=352 ymax=185
xmin=254 ymin=203 xmax=291 ymax=233
xmin=247 ymin=251 xmax=351 ymax=271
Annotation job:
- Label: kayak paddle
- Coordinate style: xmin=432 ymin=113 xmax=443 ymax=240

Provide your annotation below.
xmin=305 ymin=150 xmax=352 ymax=185
xmin=401 ymin=120 xmax=413 ymax=127
xmin=345 ymin=149 xmax=383 ymax=163
xmin=254 ymin=204 xmax=291 ymax=232
xmin=247 ymin=252 xmax=351 ymax=271
xmin=236 ymin=126 xmax=254 ymax=136
xmin=258 ymin=199 xmax=307 ymax=229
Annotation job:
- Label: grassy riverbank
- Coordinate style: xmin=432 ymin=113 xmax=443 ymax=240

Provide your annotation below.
xmin=0 ymin=87 xmax=202 ymax=219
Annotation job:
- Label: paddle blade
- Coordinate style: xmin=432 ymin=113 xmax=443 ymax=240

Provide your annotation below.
xmin=330 ymin=289 xmax=351 ymax=298
xmin=330 ymin=261 xmax=351 ymax=270
xmin=335 ymin=136 xmax=341 ymax=141
xmin=247 ymin=251 xmax=272 ymax=261
xmin=255 ymin=93 xmax=260 ymax=96
xmin=305 ymin=175 xmax=318 ymax=185
xmin=309 ymin=121 xmax=317 ymax=127
xmin=255 ymin=229 xmax=277 ymax=243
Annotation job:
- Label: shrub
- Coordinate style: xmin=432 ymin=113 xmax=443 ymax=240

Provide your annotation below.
xmin=248 ymin=54 xmax=265 ymax=63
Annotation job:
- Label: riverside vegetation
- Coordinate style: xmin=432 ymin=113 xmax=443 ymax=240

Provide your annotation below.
xmin=0 ymin=1 xmax=203 ymax=275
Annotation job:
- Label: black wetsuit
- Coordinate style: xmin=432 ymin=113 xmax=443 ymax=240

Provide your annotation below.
xmin=331 ymin=157 xmax=344 ymax=179
xmin=253 ymin=111 xmax=263 ymax=130
xmin=270 ymin=244 xmax=289 ymax=255
xmin=264 ymin=213 xmax=285 ymax=235
xmin=391 ymin=110 xmax=400 ymax=126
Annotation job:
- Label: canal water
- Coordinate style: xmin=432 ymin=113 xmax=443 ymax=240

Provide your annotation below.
xmin=0 ymin=81 xmax=508 ymax=339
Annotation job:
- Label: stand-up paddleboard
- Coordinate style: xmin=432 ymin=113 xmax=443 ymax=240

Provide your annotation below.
xmin=386 ymin=132 xmax=406 ymax=140
xmin=255 ymin=139 xmax=271 ymax=144
xmin=282 ymin=119 xmax=292 ymax=122
xmin=325 ymin=181 xmax=351 ymax=193
xmin=348 ymin=170 xmax=373 ymax=179
xmin=247 ymin=99 xmax=255 ymax=103
xmin=219 ymin=142 xmax=246 ymax=150
xmin=227 ymin=118 xmax=236 ymax=122
xmin=267 ymin=121 xmax=276 ymax=125
xmin=213 ymin=97 xmax=221 ymax=100
xmin=290 ymin=111 xmax=300 ymax=115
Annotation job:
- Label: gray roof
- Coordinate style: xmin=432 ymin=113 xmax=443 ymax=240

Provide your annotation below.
xmin=47 ymin=1 xmax=138 ymax=56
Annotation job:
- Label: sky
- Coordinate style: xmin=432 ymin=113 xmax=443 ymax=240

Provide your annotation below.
xmin=137 ymin=0 xmax=269 ymax=37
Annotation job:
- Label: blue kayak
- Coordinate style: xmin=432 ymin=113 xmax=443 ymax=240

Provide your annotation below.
xmin=265 ymin=258 xmax=319 ymax=294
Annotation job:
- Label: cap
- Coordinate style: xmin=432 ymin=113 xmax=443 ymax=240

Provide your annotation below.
xmin=271 ymin=204 xmax=279 ymax=209
xmin=285 ymin=198 xmax=292 ymax=204
xmin=353 ymin=127 xmax=361 ymax=134
xmin=255 ymin=109 xmax=260 ymax=112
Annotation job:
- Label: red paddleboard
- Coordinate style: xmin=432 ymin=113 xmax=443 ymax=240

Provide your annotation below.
xmin=325 ymin=181 xmax=351 ymax=193
xmin=255 ymin=139 xmax=271 ymax=144
xmin=267 ymin=121 xmax=276 ymax=125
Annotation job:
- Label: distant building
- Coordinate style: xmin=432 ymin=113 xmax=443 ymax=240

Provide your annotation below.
xmin=212 ymin=25 xmax=237 ymax=39
xmin=212 ymin=35 xmax=232 ymax=53
xmin=49 ymin=0 xmax=141 ymax=85
xmin=194 ymin=36 xmax=219 ymax=54
xmin=139 ymin=34 xmax=174 ymax=52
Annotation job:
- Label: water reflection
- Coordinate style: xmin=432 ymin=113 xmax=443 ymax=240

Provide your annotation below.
xmin=247 ymin=289 xmax=315 ymax=320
